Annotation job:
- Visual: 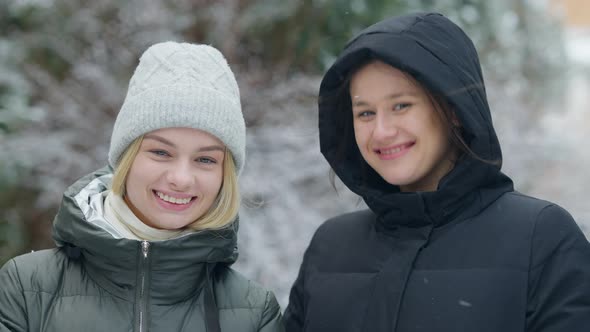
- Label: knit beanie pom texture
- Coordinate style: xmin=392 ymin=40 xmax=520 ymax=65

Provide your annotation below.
xmin=108 ymin=42 xmax=245 ymax=173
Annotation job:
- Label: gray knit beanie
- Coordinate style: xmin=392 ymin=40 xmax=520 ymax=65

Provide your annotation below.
xmin=108 ymin=41 xmax=245 ymax=173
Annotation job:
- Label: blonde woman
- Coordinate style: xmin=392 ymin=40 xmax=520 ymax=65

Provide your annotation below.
xmin=0 ymin=42 xmax=284 ymax=332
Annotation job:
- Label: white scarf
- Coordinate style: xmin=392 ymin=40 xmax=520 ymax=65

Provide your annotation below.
xmin=103 ymin=191 xmax=192 ymax=241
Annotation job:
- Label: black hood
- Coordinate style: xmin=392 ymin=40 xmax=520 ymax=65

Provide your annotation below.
xmin=319 ymin=12 xmax=513 ymax=229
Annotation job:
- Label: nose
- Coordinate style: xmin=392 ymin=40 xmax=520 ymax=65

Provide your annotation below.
xmin=372 ymin=111 xmax=398 ymax=142
xmin=166 ymin=161 xmax=195 ymax=191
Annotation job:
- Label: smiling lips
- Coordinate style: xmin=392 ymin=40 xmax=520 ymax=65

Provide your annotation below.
xmin=375 ymin=142 xmax=415 ymax=160
xmin=156 ymin=191 xmax=193 ymax=204
xmin=154 ymin=190 xmax=196 ymax=211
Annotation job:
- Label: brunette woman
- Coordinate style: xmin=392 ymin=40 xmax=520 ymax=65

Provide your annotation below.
xmin=284 ymin=12 xmax=590 ymax=332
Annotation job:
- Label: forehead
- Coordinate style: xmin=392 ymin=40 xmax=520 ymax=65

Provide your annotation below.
xmin=144 ymin=127 xmax=224 ymax=147
xmin=349 ymin=60 xmax=419 ymax=94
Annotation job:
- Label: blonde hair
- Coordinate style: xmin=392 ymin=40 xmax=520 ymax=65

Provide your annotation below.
xmin=111 ymin=135 xmax=240 ymax=231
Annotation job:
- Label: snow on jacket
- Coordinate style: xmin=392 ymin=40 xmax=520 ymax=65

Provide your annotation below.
xmin=284 ymin=12 xmax=590 ymax=332
xmin=0 ymin=168 xmax=284 ymax=332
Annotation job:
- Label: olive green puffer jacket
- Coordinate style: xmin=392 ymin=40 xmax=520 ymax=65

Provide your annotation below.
xmin=0 ymin=169 xmax=284 ymax=332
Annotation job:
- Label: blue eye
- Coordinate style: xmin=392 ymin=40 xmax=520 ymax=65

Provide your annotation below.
xmin=150 ymin=150 xmax=170 ymax=157
xmin=394 ymin=103 xmax=411 ymax=111
xmin=356 ymin=110 xmax=375 ymax=118
xmin=197 ymin=157 xmax=217 ymax=164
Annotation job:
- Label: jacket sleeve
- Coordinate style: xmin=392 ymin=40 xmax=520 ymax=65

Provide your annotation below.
xmin=257 ymin=291 xmax=285 ymax=332
xmin=0 ymin=259 xmax=28 ymax=332
xmin=526 ymin=204 xmax=590 ymax=331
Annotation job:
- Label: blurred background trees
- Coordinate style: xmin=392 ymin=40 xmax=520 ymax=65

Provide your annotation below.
xmin=1 ymin=0 xmax=586 ymax=305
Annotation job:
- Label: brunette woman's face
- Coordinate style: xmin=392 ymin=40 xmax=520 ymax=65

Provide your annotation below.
xmin=124 ymin=127 xmax=225 ymax=229
xmin=350 ymin=61 xmax=457 ymax=192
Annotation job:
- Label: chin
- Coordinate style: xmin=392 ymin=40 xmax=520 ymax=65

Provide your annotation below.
xmin=146 ymin=217 xmax=191 ymax=230
xmin=379 ymin=174 xmax=414 ymax=187
xmin=164 ymin=221 xmax=193 ymax=230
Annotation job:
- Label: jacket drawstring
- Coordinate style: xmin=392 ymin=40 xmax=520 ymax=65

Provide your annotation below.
xmin=204 ymin=263 xmax=221 ymax=332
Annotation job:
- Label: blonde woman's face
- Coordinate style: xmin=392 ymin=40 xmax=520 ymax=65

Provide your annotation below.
xmin=124 ymin=127 xmax=225 ymax=229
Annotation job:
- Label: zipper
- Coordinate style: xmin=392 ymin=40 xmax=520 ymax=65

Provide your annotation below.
xmin=142 ymin=241 xmax=150 ymax=258
xmin=136 ymin=241 xmax=151 ymax=332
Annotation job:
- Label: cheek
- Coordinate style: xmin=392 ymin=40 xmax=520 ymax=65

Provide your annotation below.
xmin=205 ymin=169 xmax=224 ymax=194
xmin=353 ymin=124 xmax=369 ymax=149
xmin=426 ymin=124 xmax=453 ymax=160
xmin=124 ymin=172 xmax=141 ymax=203
xmin=214 ymin=175 xmax=224 ymax=193
xmin=125 ymin=166 xmax=144 ymax=190
xmin=125 ymin=161 xmax=156 ymax=196
xmin=430 ymin=118 xmax=451 ymax=143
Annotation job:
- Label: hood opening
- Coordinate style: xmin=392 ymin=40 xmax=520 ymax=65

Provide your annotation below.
xmin=318 ymin=12 xmax=513 ymax=226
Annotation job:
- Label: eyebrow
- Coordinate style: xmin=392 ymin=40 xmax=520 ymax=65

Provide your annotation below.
xmin=143 ymin=134 xmax=226 ymax=153
xmin=352 ymin=92 xmax=418 ymax=107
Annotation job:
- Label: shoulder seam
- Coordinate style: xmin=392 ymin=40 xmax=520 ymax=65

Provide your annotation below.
xmin=528 ymin=204 xmax=577 ymax=271
xmin=528 ymin=204 xmax=554 ymax=271
xmin=10 ymin=259 xmax=30 ymax=330
xmin=256 ymin=290 xmax=272 ymax=331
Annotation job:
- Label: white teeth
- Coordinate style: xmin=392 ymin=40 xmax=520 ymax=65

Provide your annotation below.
xmin=381 ymin=146 xmax=403 ymax=154
xmin=156 ymin=191 xmax=192 ymax=204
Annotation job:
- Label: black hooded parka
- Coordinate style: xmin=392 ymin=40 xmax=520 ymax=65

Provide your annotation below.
xmin=284 ymin=12 xmax=590 ymax=332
